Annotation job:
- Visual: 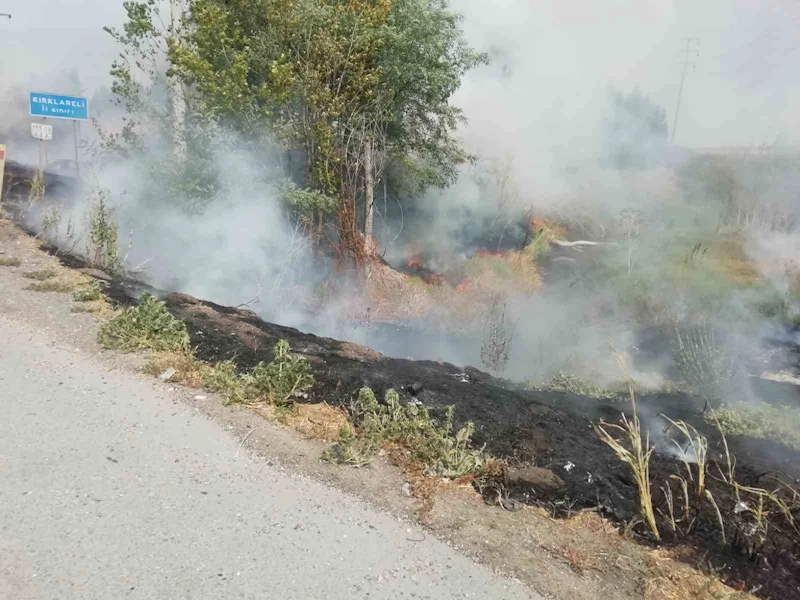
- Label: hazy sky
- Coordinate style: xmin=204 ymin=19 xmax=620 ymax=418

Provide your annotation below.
xmin=0 ymin=0 xmax=798 ymax=148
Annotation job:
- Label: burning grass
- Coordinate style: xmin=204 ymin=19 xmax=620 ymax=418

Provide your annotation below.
xmin=347 ymin=247 xmax=542 ymax=331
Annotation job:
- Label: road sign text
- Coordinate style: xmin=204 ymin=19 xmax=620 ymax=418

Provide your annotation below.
xmin=29 ymin=92 xmax=89 ymax=121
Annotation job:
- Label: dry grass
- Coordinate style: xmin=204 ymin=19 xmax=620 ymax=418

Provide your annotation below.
xmin=71 ymin=301 xmax=106 ymax=314
xmin=259 ymin=402 xmax=349 ymax=442
xmin=23 ymin=268 xmax=57 ymax=281
xmin=642 ymin=549 xmax=756 ymax=600
xmin=557 ymin=545 xmax=604 ymax=574
xmin=145 ymin=351 xmax=208 ymax=387
xmin=594 ymin=350 xmax=660 ymax=540
xmin=0 ymin=256 xmax=22 ymax=267
xmin=27 ymin=278 xmax=81 ymax=293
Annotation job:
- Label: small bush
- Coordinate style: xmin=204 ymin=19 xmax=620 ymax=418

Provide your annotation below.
xmin=0 ymin=257 xmax=22 ymax=267
xmin=199 ymin=341 xmax=313 ymax=407
xmin=86 ymin=185 xmax=121 ymax=273
xmin=244 ymin=340 xmax=314 ymax=406
xmin=707 ymin=402 xmax=800 ymax=452
xmin=23 ymin=269 xmax=57 ymax=281
xmin=326 ymin=387 xmax=486 ymax=477
xmin=98 ymin=293 xmax=190 ymax=352
xmin=72 ymin=280 xmax=104 ymax=302
xmin=202 ymin=360 xmax=247 ymax=405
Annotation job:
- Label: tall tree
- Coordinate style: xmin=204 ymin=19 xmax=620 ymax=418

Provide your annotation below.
xmin=169 ymin=0 xmax=485 ymax=252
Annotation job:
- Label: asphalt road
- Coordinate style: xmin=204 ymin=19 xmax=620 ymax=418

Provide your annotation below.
xmin=0 ymin=317 xmax=539 ymax=600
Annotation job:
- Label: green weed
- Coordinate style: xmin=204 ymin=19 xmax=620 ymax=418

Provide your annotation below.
xmin=201 ymin=341 xmax=314 ymax=407
xmin=97 ymin=293 xmax=190 ymax=352
xmin=524 ymin=371 xmax=623 ymax=401
xmin=0 ymin=257 xmax=22 ymax=267
xmin=72 ymin=280 xmax=104 ymax=302
xmin=202 ymin=360 xmax=247 ymax=405
xmin=326 ymin=387 xmax=486 ymax=477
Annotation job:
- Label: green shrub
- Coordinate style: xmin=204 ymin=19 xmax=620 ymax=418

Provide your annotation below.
xmin=201 ymin=341 xmax=313 ymax=407
xmin=202 ymin=360 xmax=246 ymax=405
xmin=98 ymin=293 xmax=190 ymax=352
xmin=707 ymin=403 xmax=800 ymax=452
xmin=244 ymin=340 xmax=314 ymax=406
xmin=73 ymin=281 xmax=104 ymax=302
xmin=326 ymin=387 xmax=486 ymax=477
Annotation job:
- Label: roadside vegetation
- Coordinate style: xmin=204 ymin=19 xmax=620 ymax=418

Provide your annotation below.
xmin=707 ymin=402 xmax=800 ymax=452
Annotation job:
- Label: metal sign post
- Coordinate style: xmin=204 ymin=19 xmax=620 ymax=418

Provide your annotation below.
xmin=73 ymin=120 xmax=80 ymax=177
xmin=31 ymin=122 xmax=53 ymax=179
xmin=0 ymin=145 xmax=7 ymax=203
xmin=29 ymin=92 xmax=89 ymax=178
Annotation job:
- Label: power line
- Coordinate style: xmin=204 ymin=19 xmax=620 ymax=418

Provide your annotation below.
xmin=671 ymin=37 xmax=700 ymax=145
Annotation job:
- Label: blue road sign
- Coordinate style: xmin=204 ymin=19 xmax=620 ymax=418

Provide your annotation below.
xmin=29 ymin=92 xmax=89 ymax=120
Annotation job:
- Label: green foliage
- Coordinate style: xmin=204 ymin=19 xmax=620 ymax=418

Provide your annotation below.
xmin=87 ymin=185 xmax=122 ymax=273
xmin=524 ymin=372 xmax=623 ymax=402
xmin=202 ymin=360 xmax=247 ymax=405
xmin=98 ymin=293 xmax=190 ymax=352
xmin=278 ymin=180 xmax=339 ymax=218
xmin=707 ymin=403 xmax=800 ymax=452
xmin=245 ymin=340 xmax=314 ymax=406
xmin=73 ymin=280 xmax=104 ymax=302
xmin=200 ymin=341 xmax=313 ymax=407
xmin=326 ymin=387 xmax=485 ymax=477
xmin=167 ymin=0 xmax=485 ymax=208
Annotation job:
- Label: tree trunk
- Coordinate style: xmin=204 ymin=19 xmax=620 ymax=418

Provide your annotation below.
xmin=169 ymin=0 xmax=187 ymax=158
xmin=363 ymin=140 xmax=374 ymax=239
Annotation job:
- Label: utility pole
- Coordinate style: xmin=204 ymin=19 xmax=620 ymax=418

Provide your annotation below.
xmin=671 ymin=37 xmax=700 ymax=144
xmin=169 ymin=0 xmax=187 ymax=158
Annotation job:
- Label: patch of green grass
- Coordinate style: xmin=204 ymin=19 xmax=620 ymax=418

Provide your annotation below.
xmin=706 ymin=402 xmax=800 ymax=452
xmin=0 ymin=257 xmax=22 ymax=267
xmin=523 ymin=372 xmax=623 ymax=401
xmin=72 ymin=281 xmax=104 ymax=302
xmin=325 ymin=387 xmax=487 ymax=478
xmin=26 ymin=279 xmax=78 ymax=293
xmin=22 ymin=268 xmax=57 ymax=281
xmin=98 ymin=293 xmax=190 ymax=352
